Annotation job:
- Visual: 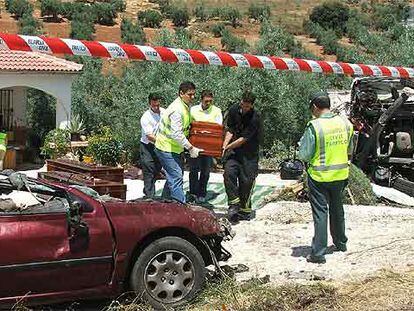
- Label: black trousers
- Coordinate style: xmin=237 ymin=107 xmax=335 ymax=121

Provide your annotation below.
xmin=189 ymin=156 xmax=213 ymax=198
xmin=223 ymin=155 xmax=258 ymax=213
xmin=308 ymin=176 xmax=348 ymax=259
xmin=140 ymin=142 xmax=162 ymax=197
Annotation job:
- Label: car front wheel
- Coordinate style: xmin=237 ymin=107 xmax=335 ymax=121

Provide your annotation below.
xmin=130 ymin=236 xmax=206 ymax=309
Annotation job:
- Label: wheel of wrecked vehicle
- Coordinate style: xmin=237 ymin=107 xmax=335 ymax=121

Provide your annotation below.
xmin=130 ymin=236 xmax=206 ymax=309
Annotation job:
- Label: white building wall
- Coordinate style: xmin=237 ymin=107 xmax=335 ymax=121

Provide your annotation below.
xmin=0 ymin=72 xmax=78 ymax=128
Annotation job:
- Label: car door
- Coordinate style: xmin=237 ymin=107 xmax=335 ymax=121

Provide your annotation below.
xmin=0 ymin=189 xmax=114 ymax=298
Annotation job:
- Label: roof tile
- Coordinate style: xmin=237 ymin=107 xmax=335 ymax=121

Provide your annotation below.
xmin=0 ymin=50 xmax=83 ymax=72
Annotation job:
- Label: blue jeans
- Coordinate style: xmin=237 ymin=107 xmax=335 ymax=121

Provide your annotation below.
xmin=155 ymin=148 xmax=185 ymax=203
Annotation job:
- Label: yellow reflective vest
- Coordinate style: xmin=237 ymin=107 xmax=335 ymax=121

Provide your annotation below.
xmin=0 ymin=132 xmax=7 ymax=152
xmin=307 ymin=115 xmax=353 ymax=182
xmin=190 ymin=104 xmax=222 ymax=124
xmin=155 ymin=97 xmax=191 ymax=154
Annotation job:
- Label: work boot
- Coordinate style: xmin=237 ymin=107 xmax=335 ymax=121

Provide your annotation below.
xmin=331 ymin=244 xmax=347 ymax=252
xmin=306 ymin=254 xmax=326 ymax=264
xmin=227 ymin=204 xmax=240 ymax=224
xmin=186 ymin=192 xmax=197 ymax=203
xmin=237 ymin=211 xmax=252 ymax=221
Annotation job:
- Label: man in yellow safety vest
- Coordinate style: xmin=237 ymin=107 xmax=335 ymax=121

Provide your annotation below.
xmin=155 ymin=81 xmax=203 ymax=203
xmin=0 ymin=131 xmax=7 ymax=170
xmin=188 ymin=90 xmax=223 ymax=203
xmin=298 ymin=91 xmax=353 ymax=264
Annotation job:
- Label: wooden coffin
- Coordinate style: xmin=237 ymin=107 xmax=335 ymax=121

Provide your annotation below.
xmin=189 ymin=121 xmax=223 ymax=157
xmin=46 ymin=159 xmax=124 ymax=183
xmin=39 ymin=171 xmax=127 ymax=200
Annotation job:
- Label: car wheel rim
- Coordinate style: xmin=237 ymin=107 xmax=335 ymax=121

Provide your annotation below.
xmin=144 ymin=250 xmax=195 ymax=304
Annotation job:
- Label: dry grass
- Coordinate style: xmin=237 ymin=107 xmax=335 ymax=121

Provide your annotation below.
xmin=104 ymin=269 xmax=414 ymax=311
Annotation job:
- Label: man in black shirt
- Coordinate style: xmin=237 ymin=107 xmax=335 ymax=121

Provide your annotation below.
xmin=222 ymin=91 xmax=261 ymax=223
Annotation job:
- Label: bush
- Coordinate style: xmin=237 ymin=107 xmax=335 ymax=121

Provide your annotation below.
xmin=121 ymin=18 xmax=146 ymax=44
xmin=194 ymin=5 xmax=208 ymax=21
xmin=221 ymin=30 xmax=249 ymax=53
xmin=345 ymin=164 xmax=377 ymax=205
xmin=171 ymin=7 xmax=189 ymax=27
xmin=111 ymin=0 xmax=126 ymax=13
xmin=94 ymin=2 xmax=117 ymax=26
xmin=87 ymin=126 xmax=122 ymax=166
xmin=248 ymin=4 xmax=271 ymax=22
xmin=61 ymin=2 xmax=95 ymax=21
xmin=371 ymin=2 xmax=410 ymax=31
xmin=220 ymin=7 xmax=241 ymax=28
xmin=138 ymin=9 xmax=163 ymax=28
xmin=27 ymin=89 xmax=56 ymax=150
xmin=309 ymin=1 xmax=350 ymax=35
xmin=41 ymin=128 xmax=70 ymax=159
xmin=70 ymin=12 xmax=95 ymax=40
xmin=40 ymin=0 xmax=62 ymax=21
xmin=19 ymin=12 xmax=42 ymax=35
xmin=211 ymin=23 xmax=225 ymax=37
xmin=8 ymin=0 xmax=33 ymax=19
xmin=257 ymin=21 xmax=296 ymax=56
xmin=319 ymin=28 xmax=340 ymax=54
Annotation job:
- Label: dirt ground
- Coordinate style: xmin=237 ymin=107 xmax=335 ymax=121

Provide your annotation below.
xmin=224 ymin=202 xmax=414 ymax=284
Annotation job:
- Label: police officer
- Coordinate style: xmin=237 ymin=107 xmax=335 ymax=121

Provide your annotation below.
xmin=155 ymin=81 xmax=203 ymax=203
xmin=298 ymin=91 xmax=353 ymax=264
xmin=223 ymin=91 xmax=261 ymax=223
xmin=188 ymin=90 xmax=223 ymax=203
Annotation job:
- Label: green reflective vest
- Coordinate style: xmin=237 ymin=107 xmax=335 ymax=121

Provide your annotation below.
xmin=155 ymin=97 xmax=191 ymax=154
xmin=190 ymin=104 xmax=222 ymax=123
xmin=0 ymin=132 xmax=7 ymax=152
xmin=307 ymin=115 xmax=353 ymax=182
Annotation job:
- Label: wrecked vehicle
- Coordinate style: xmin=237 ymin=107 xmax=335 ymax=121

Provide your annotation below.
xmin=0 ymin=172 xmax=231 ymax=309
xmin=348 ymin=77 xmax=414 ymax=196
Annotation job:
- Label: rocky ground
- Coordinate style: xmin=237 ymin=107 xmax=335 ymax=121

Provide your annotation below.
xmin=223 ymin=202 xmax=414 ymax=284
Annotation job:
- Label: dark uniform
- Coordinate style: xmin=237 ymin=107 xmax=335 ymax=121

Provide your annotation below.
xmin=223 ymin=104 xmax=261 ymax=220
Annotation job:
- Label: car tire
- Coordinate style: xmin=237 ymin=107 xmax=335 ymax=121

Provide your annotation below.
xmin=130 ymin=236 xmax=206 ymax=309
xmin=393 ymin=177 xmax=414 ymax=197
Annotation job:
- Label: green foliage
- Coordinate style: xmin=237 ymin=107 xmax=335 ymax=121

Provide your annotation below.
xmin=68 ymin=115 xmax=85 ymax=134
xmin=304 ymin=20 xmax=340 ymax=55
xmin=221 ymin=30 xmax=249 ymax=53
xmin=194 ymin=4 xmax=208 ymax=22
xmin=19 ymin=12 xmax=42 ymax=35
xmin=86 ymin=126 xmax=122 ymax=166
xmin=94 ymin=2 xmax=117 ymax=26
xmin=40 ymin=0 xmax=62 ymax=21
xmin=211 ymin=23 xmax=225 ymax=38
xmin=121 ymin=18 xmax=146 ymax=44
xmin=344 ymin=164 xmax=377 ymax=205
xmin=220 ymin=7 xmax=241 ymax=28
xmin=256 ymin=21 xmax=294 ymax=56
xmin=138 ymin=9 xmax=163 ymax=28
xmin=8 ymin=0 xmax=33 ymax=19
xmin=70 ymin=12 xmax=95 ymax=40
xmin=26 ymin=89 xmax=56 ymax=149
xmin=171 ymin=7 xmax=189 ymax=27
xmin=61 ymin=2 xmax=95 ymax=21
xmin=309 ymin=1 xmax=350 ymax=35
xmin=111 ymin=0 xmax=126 ymax=13
xmin=371 ymin=2 xmax=410 ymax=31
xmin=247 ymin=3 xmax=271 ymax=22
xmin=41 ymin=128 xmax=70 ymax=159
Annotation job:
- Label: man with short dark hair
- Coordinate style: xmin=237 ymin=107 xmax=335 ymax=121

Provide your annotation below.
xmin=155 ymin=81 xmax=203 ymax=203
xmin=223 ymin=91 xmax=262 ymax=223
xmin=298 ymin=91 xmax=353 ymax=264
xmin=140 ymin=93 xmax=164 ymax=198
xmin=188 ymin=90 xmax=223 ymax=203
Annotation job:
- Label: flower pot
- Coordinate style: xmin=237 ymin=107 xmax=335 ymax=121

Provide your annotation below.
xmin=70 ymin=132 xmax=81 ymax=141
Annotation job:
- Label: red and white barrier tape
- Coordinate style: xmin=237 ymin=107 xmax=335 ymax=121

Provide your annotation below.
xmin=1 ymin=33 xmax=413 ymax=78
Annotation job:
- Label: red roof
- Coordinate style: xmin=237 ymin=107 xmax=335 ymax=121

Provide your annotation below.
xmin=0 ymin=50 xmax=83 ymax=73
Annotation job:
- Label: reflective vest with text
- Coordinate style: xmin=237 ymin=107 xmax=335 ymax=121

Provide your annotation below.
xmin=307 ymin=115 xmax=353 ymax=182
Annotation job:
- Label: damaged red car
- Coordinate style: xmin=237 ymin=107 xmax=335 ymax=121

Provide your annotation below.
xmin=0 ymin=172 xmax=232 ymax=309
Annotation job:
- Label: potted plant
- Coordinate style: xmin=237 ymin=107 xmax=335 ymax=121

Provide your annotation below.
xmin=41 ymin=128 xmax=70 ymax=159
xmin=68 ymin=115 xmax=85 ymax=141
